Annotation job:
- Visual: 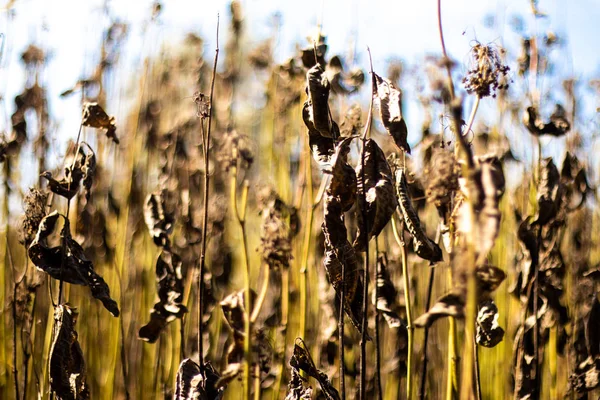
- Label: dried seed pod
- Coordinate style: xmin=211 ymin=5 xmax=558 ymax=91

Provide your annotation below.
xmin=28 ymin=212 xmax=119 ymax=316
xmin=49 ymin=305 xmax=89 ymax=400
xmin=462 ymin=42 xmax=510 ymax=98
xmin=174 ymin=359 xmax=224 ymax=400
xmin=82 ymin=102 xmax=119 ymax=144
xmin=374 ymin=73 xmax=410 ymax=153
xmin=396 ymin=168 xmax=443 ymax=262
xmin=289 ymin=339 xmax=340 ymax=400
xmin=476 ymin=300 xmax=505 ymax=347
xmin=144 ymin=191 xmax=174 ymax=247
xmin=373 ymin=253 xmax=405 ymax=328
xmin=139 ymin=249 xmax=187 ymax=342
xmin=354 ymin=139 xmax=397 ymax=251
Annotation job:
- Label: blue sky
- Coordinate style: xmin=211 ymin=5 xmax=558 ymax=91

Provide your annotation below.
xmin=1 ymin=0 xmax=599 ymax=186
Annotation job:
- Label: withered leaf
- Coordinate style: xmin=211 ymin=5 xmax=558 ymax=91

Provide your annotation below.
xmin=302 ymin=101 xmax=335 ymax=168
xmin=396 ymin=168 xmax=443 ymax=262
xmin=28 ymin=212 xmax=120 ymax=317
xmin=475 ymin=156 xmax=505 ymax=264
xmin=414 ymin=292 xmax=464 ymax=327
xmin=476 ymin=300 xmax=505 ymax=347
xmin=144 ymin=192 xmax=174 ymax=247
xmin=568 ymin=356 xmax=600 ymax=394
xmin=373 ymin=253 xmax=404 ymax=328
xmin=82 ymin=102 xmax=119 ymax=144
xmin=321 ymin=137 xmax=365 ymax=332
xmin=220 ymin=289 xmax=256 ymax=336
xmin=41 ymin=145 xmax=89 ymax=200
xmin=289 ymin=339 xmax=340 ymax=400
xmin=524 ymin=104 xmax=570 ymax=137
xmin=534 ymin=158 xmax=561 ymax=226
xmin=561 ymin=152 xmax=593 ymax=211
xmin=354 ymin=139 xmax=397 ymax=251
xmin=80 ymin=142 xmax=96 ymax=202
xmin=374 ymin=72 xmax=410 ymax=153
xmin=306 ymin=64 xmax=336 ymax=138
xmin=49 ymin=305 xmax=89 ymax=400
xmin=174 ymin=359 xmax=224 ymax=400
xmin=139 ymin=249 xmax=187 ymax=342
xmin=285 ymin=369 xmax=313 ymax=400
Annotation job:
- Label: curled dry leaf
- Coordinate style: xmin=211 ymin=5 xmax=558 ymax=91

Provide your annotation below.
xmin=354 ymin=139 xmax=397 ymax=251
xmin=258 ymin=188 xmax=297 ymax=270
xmin=321 ymin=137 xmax=365 ymax=332
xmin=306 ymin=64 xmax=337 ymax=138
xmin=49 ymin=305 xmax=89 ymax=400
xmin=41 ymin=143 xmax=96 ymax=201
xmin=289 ymin=339 xmax=340 ymax=400
xmin=561 ymin=152 xmax=594 ymax=211
xmin=476 ymin=300 xmax=505 ymax=347
xmin=374 ymin=72 xmax=410 ymax=153
xmin=302 ymin=101 xmax=335 ymax=168
xmin=144 ymin=191 xmax=174 ymax=247
xmin=174 ymin=358 xmax=224 ymax=400
xmin=413 ymin=292 xmax=464 ymax=328
xmin=285 ymin=369 xmax=313 ymax=400
xmin=28 ymin=212 xmax=120 ymax=316
xmin=82 ymin=102 xmax=119 ymax=144
xmin=475 ymin=156 xmax=505 ymax=264
xmin=524 ymin=104 xmax=570 ymax=137
xmin=396 ymin=168 xmax=443 ymax=262
xmin=373 ymin=252 xmax=405 ymax=328
xmin=534 ymin=157 xmax=561 ymax=226
xmin=139 ymin=249 xmax=187 ymax=342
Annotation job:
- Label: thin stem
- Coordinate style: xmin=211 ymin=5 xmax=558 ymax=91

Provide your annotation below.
xmin=338 ymin=251 xmax=346 ymax=400
xmin=299 ymin=135 xmax=314 ymax=340
xmin=358 ymin=46 xmax=375 ymax=400
xmin=391 ymin=216 xmax=413 ymax=400
xmin=374 ymin=241 xmax=383 ymax=400
xmin=250 ymin=263 xmax=270 ymax=323
xmin=463 ymin=96 xmax=480 ymax=143
xmin=9 ymin=240 xmax=20 ymax=400
xmin=418 ymin=266 xmax=436 ymax=400
xmin=197 ymin=14 xmax=220 ymax=368
xmin=474 ymin=338 xmax=482 ymax=400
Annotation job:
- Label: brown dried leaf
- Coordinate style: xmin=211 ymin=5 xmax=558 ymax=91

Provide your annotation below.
xmin=414 ymin=292 xmax=464 ymax=327
xmin=41 ymin=146 xmax=88 ymax=200
xmin=374 ymin=73 xmax=410 ymax=153
xmin=28 ymin=212 xmax=120 ymax=317
xmin=302 ymin=101 xmax=335 ymax=168
xmin=475 ymin=156 xmax=505 ymax=264
xmin=289 ymin=339 xmax=340 ymax=400
xmin=49 ymin=305 xmax=89 ymax=400
xmin=82 ymin=102 xmax=119 ymax=144
xmin=524 ymin=104 xmax=570 ymax=137
xmin=306 ymin=64 xmax=336 ymax=138
xmin=354 ymin=139 xmax=397 ymax=251
xmin=476 ymin=300 xmax=504 ymax=347
xmin=174 ymin=359 xmax=224 ymax=400
xmin=373 ymin=253 xmax=405 ymax=329
xmin=144 ymin=191 xmax=174 ymax=247
xmin=285 ymin=369 xmax=313 ymax=400
xmin=396 ymin=169 xmax=443 ymax=262
xmin=139 ymin=249 xmax=187 ymax=342
xmin=535 ymin=158 xmax=561 ymax=225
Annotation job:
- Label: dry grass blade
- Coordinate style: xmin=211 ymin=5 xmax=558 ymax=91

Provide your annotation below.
xmin=49 ymin=305 xmax=89 ymax=400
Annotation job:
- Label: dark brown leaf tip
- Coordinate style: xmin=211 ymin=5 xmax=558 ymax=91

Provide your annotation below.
xmin=374 ymin=72 xmax=410 ymax=153
xmin=49 ymin=305 xmax=90 ymax=400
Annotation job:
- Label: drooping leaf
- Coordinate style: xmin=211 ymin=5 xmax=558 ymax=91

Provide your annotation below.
xmin=561 ymin=152 xmax=594 ymax=211
xmin=139 ymin=249 xmax=187 ymax=342
xmin=41 ymin=145 xmax=88 ymax=200
xmin=374 ymin=72 xmax=410 ymax=153
xmin=302 ymin=101 xmax=335 ymax=168
xmin=413 ymin=292 xmax=464 ymax=327
xmin=396 ymin=168 xmax=443 ymax=262
xmin=80 ymin=142 xmax=96 ymax=202
xmin=476 ymin=300 xmax=505 ymax=347
xmin=524 ymin=104 xmax=570 ymax=137
xmin=285 ymin=368 xmax=313 ymax=400
xmin=82 ymin=102 xmax=119 ymax=144
xmin=144 ymin=191 xmax=174 ymax=247
xmin=534 ymin=158 xmax=561 ymax=226
xmin=321 ymin=137 xmax=365 ymax=332
xmin=306 ymin=64 xmax=336 ymax=138
xmin=174 ymin=359 xmax=224 ymax=400
xmin=49 ymin=305 xmax=89 ymax=400
xmin=289 ymin=339 xmax=340 ymax=400
xmin=354 ymin=139 xmax=397 ymax=251
xmin=373 ymin=252 xmax=404 ymax=328
xmin=28 ymin=212 xmax=120 ymax=317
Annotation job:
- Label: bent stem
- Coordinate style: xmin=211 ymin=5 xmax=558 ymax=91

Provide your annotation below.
xmin=392 ymin=215 xmax=413 ymax=400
